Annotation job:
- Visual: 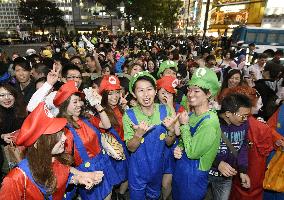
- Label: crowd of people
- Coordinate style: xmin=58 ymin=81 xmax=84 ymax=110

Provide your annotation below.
xmin=0 ymin=33 xmax=284 ymax=200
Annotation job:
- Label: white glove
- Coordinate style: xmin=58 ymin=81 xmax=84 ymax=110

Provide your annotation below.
xmin=83 ymin=87 xmax=102 ymax=106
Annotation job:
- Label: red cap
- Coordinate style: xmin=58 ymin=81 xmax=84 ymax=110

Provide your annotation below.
xmin=99 ymin=75 xmax=121 ymax=94
xmin=53 ymin=81 xmax=83 ymax=107
xmin=16 ymin=102 xmax=67 ymax=147
xmin=157 ymin=75 xmax=179 ymax=94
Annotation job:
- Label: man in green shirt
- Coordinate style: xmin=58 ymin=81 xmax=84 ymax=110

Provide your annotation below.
xmin=172 ymin=67 xmax=221 ymax=200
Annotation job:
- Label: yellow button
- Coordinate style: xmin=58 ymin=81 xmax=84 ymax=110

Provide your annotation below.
xmin=64 ymin=194 xmax=66 ymax=198
xmin=141 ymin=138 xmax=144 ymax=143
xmin=277 ymin=123 xmax=281 ymax=128
xmin=85 ymin=162 xmax=91 ymax=168
xmin=160 ymin=133 xmax=166 ymax=140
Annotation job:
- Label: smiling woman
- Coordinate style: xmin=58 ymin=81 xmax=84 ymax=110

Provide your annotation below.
xmin=0 ymin=83 xmax=27 ymax=178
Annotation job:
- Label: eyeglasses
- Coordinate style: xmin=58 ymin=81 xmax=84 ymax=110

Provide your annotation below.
xmin=233 ymin=112 xmax=249 ymax=121
xmin=66 ymin=76 xmax=82 ymax=80
xmin=0 ymin=93 xmax=13 ymax=99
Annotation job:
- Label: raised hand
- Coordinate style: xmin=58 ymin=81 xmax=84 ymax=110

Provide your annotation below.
xmin=132 ymin=121 xmax=153 ymax=138
xmin=119 ymin=92 xmax=129 ymax=110
xmin=1 ymin=133 xmax=15 ymax=144
xmin=83 ymin=87 xmax=102 ymax=106
xmin=162 ymin=113 xmax=180 ymax=134
xmin=47 ymin=64 xmax=60 ymax=86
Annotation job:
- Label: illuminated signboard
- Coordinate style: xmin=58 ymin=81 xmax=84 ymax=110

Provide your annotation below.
xmin=220 ymin=5 xmax=246 ymax=12
xmin=214 ymin=0 xmax=248 ymax=4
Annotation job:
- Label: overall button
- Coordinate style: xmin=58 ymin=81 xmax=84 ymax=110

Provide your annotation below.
xmin=160 ymin=133 xmax=166 ymax=140
xmin=85 ymin=162 xmax=91 ymax=168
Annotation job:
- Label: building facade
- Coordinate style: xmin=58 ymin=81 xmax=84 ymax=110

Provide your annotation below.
xmin=209 ymin=0 xmax=266 ymax=35
xmin=0 ymin=0 xmax=121 ymax=33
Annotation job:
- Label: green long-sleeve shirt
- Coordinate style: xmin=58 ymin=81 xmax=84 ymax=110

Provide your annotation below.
xmin=179 ymin=110 xmax=221 ymax=171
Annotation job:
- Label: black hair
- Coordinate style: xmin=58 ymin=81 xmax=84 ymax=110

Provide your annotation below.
xmin=35 ymin=77 xmax=47 ymax=86
xmin=257 ymin=53 xmax=268 ymax=60
xmin=205 ymin=55 xmax=216 ymax=63
xmin=61 ymin=64 xmax=82 ymax=78
xmin=33 ymin=63 xmax=50 ymax=77
xmin=133 ymin=76 xmax=156 ymax=92
xmin=249 ymin=43 xmax=256 ymax=47
xmin=222 ymin=50 xmax=235 ymax=60
xmin=70 ymin=56 xmax=83 ymax=63
xmin=41 ymin=58 xmax=54 ymax=69
xmin=275 ymin=50 xmax=284 ymax=56
xmin=199 ymin=87 xmax=210 ymax=95
xmin=13 ymin=57 xmax=31 ymax=71
xmin=220 ymin=93 xmax=252 ymax=114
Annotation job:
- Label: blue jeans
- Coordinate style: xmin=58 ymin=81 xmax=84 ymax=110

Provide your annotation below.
xmin=207 ymin=175 xmax=232 ymax=200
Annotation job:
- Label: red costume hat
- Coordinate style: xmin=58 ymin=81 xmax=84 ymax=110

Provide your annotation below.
xmin=157 ymin=75 xmax=179 ymax=94
xmin=16 ymin=102 xmax=67 ymax=147
xmin=53 ymin=80 xmax=83 ymax=107
xmin=99 ymin=75 xmax=121 ymax=94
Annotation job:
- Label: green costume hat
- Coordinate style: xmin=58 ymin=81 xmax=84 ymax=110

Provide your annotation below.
xmin=188 ymin=67 xmax=220 ymax=97
xmin=157 ymin=60 xmax=178 ymax=77
xmin=129 ymin=71 xmax=156 ymax=95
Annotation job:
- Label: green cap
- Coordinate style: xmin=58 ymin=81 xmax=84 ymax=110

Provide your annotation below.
xmin=129 ymin=71 xmax=156 ymax=95
xmin=188 ymin=67 xmax=220 ymax=97
xmin=157 ymin=60 xmax=178 ymax=77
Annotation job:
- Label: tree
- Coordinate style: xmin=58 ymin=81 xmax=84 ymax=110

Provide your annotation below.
xmin=96 ymin=0 xmax=183 ymax=33
xmin=18 ymin=0 xmax=65 ymax=35
xmin=123 ymin=0 xmax=183 ymax=33
xmin=161 ymin=0 xmax=183 ymax=32
xmin=96 ymin=0 xmax=121 ymax=12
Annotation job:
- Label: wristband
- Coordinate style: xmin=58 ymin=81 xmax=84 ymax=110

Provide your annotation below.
xmin=97 ymin=108 xmax=105 ymax=113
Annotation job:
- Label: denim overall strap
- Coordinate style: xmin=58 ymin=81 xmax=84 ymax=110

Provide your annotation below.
xmin=189 ymin=115 xmax=211 ymax=135
xmin=126 ymin=108 xmax=139 ymax=125
xmin=159 ymin=104 xmax=167 ymax=121
xmin=174 ymin=104 xmax=181 ymax=113
xmin=18 ymin=159 xmax=52 ymax=200
xmin=108 ymin=127 xmax=124 ymax=144
xmin=66 ymin=123 xmax=90 ymax=162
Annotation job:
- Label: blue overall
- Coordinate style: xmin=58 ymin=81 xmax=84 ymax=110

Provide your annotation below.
xmin=107 ymin=127 xmax=129 ymax=183
xmin=163 ymin=104 xmax=182 ymax=174
xmin=18 ymin=159 xmax=53 ymax=200
xmin=264 ymin=105 xmax=284 ymax=200
xmin=64 ymin=118 xmax=120 ymax=200
xmin=172 ymin=113 xmax=210 ymax=200
xmin=126 ymin=104 xmax=168 ymax=200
